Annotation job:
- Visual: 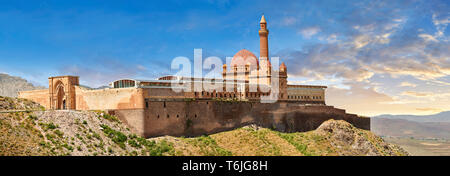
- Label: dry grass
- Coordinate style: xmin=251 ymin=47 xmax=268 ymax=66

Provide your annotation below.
xmin=0 ymin=112 xmax=50 ymax=156
xmin=211 ymin=127 xmax=303 ymax=156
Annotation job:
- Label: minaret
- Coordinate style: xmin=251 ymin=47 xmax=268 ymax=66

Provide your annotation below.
xmin=259 ymin=15 xmax=269 ymax=59
xmin=258 ymin=15 xmax=271 ymax=85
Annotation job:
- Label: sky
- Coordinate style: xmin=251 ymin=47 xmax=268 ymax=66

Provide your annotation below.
xmin=0 ymin=0 xmax=449 ymax=116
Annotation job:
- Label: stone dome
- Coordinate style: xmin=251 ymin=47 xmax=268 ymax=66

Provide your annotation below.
xmin=230 ymin=49 xmax=259 ymax=70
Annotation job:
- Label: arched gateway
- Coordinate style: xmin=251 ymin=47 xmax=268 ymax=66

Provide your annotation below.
xmin=49 ymin=76 xmax=79 ymax=110
xmin=55 ymin=82 xmax=65 ymax=109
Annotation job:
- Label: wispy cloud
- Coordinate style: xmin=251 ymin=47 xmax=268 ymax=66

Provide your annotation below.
xmin=401 ymin=91 xmax=434 ymax=97
xmin=281 ymin=16 xmax=297 ymax=26
xmin=299 ymin=26 xmax=321 ymax=39
xmin=276 ymin=0 xmax=450 ymax=115
xmin=399 ymin=82 xmax=417 ymax=87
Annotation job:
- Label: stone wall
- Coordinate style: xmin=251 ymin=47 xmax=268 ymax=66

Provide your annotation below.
xmin=75 ymin=87 xmax=145 ymax=110
xmin=111 ymin=100 xmax=370 ymax=138
xmin=17 ymin=89 xmax=50 ymax=109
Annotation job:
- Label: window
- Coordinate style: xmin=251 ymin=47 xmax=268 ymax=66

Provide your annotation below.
xmin=163 ymin=101 xmax=166 ymax=108
xmin=146 ymin=101 xmax=149 ymax=108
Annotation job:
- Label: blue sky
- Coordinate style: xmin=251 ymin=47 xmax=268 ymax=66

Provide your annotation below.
xmin=0 ymin=0 xmax=449 ymax=116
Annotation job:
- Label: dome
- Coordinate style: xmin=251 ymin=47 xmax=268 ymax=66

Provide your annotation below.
xmin=230 ymin=49 xmax=259 ymax=70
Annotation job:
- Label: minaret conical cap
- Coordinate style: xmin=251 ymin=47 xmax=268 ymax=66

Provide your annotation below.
xmin=260 ymin=15 xmax=266 ymax=24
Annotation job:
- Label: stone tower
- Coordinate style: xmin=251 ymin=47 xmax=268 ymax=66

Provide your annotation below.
xmin=258 ymin=15 xmax=271 ymax=85
xmin=279 ymin=62 xmax=288 ymax=100
xmin=259 ymin=15 xmax=269 ymax=59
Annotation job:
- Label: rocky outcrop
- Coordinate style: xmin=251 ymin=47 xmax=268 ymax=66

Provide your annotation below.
xmin=0 ymin=96 xmax=43 ymax=110
xmin=314 ymin=120 xmax=409 ymax=156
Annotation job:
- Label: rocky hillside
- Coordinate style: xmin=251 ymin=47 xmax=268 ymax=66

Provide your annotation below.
xmin=0 ymin=96 xmax=44 ymax=111
xmin=0 ymin=97 xmax=408 ymax=156
xmin=0 ymin=73 xmax=46 ymax=98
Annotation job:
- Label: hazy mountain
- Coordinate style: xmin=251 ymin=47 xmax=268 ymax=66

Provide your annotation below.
xmin=371 ymin=118 xmax=450 ymax=139
xmin=374 ymin=111 xmax=450 ymax=123
xmin=0 ymin=73 xmax=46 ymax=97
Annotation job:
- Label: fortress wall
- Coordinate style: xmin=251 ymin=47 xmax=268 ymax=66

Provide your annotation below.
xmin=112 ymin=109 xmax=146 ymax=136
xmin=284 ymin=104 xmax=347 ymax=114
xmin=111 ymin=100 xmax=370 ymax=138
xmin=75 ymin=87 xmax=145 ymax=110
xmin=287 ymin=87 xmax=325 ymax=102
xmin=17 ymin=89 xmax=50 ymax=109
xmin=144 ymin=88 xmax=188 ymax=98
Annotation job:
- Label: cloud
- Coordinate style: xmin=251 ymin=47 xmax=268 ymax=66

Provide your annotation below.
xmin=299 ymin=27 xmax=321 ymax=39
xmin=353 ymin=35 xmax=371 ymax=48
xmin=275 ymin=0 xmax=450 ymax=115
xmin=419 ymin=33 xmax=439 ymax=42
xmin=136 ymin=65 xmax=147 ymax=71
xmin=281 ymin=17 xmax=297 ymax=26
xmin=280 ymin=10 xmax=449 ymax=85
xmin=401 ymin=91 xmax=435 ymax=97
xmin=432 ymin=13 xmax=449 ymax=38
xmin=326 ymin=34 xmax=338 ymax=43
xmin=399 ymin=82 xmax=417 ymax=87
xmin=415 ymin=107 xmax=443 ymax=113
xmin=326 ymin=83 xmax=414 ymax=116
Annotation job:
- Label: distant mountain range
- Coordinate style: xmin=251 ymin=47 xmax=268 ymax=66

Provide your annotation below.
xmin=371 ymin=118 xmax=450 ymax=139
xmin=0 ymin=73 xmax=46 ymax=97
xmin=372 ymin=112 xmax=450 ymax=139
xmin=374 ymin=111 xmax=450 ymax=123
